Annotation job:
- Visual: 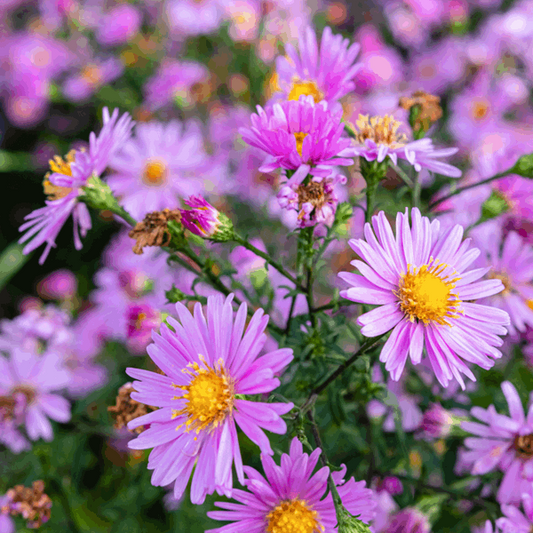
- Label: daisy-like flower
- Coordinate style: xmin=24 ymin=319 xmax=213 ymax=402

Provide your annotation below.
xmin=239 ymin=95 xmax=354 ymax=183
xmin=19 ymin=108 xmax=134 ymax=264
xmin=0 ymin=349 xmax=71 ymax=443
xmin=470 ymin=221 xmax=533 ymax=336
xmin=277 ymin=173 xmax=345 ymax=228
xmin=107 ymin=120 xmax=210 ymax=220
xmin=462 ymin=381 xmax=533 ymax=504
xmin=206 ymin=436 xmax=376 ymax=533
xmin=346 ymin=114 xmax=462 ymax=178
xmin=274 ymin=26 xmax=362 ymax=105
xmin=339 ymin=208 xmax=510 ymax=388
xmin=126 ymin=294 xmax=294 ymax=504
xmin=497 ymin=493 xmax=533 ymax=532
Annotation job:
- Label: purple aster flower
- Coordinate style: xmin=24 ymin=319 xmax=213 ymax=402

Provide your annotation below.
xmin=0 ymin=350 xmax=70 ymax=443
xmin=239 ymin=95 xmax=353 ymax=183
xmin=19 ymin=107 xmax=134 ymax=264
xmin=387 ymin=507 xmax=430 ymax=533
xmin=273 ymin=26 xmax=362 ymax=105
xmin=37 ymin=269 xmax=77 ymax=300
xmin=206 ymin=436 xmax=376 ymax=532
xmin=277 ymin=173 xmax=345 ymax=228
xmin=143 ymin=59 xmax=209 ymax=112
xmin=126 ymin=304 xmax=161 ymax=355
xmin=62 ymin=57 xmax=124 ymax=103
xmin=418 ymin=403 xmax=454 ymax=440
xmin=497 ymin=493 xmax=533 ymax=532
xmin=95 ymin=4 xmax=142 ymax=47
xmin=126 ymin=294 xmax=294 ymax=504
xmin=107 ymin=120 xmax=209 ymax=220
xmin=470 ymin=221 xmax=533 ymax=336
xmin=180 ymin=196 xmax=232 ymax=239
xmin=462 ymin=380 xmax=533 ymax=504
xmin=165 ymin=0 xmax=224 ymax=36
xmin=346 ymin=114 xmax=462 ymax=178
xmin=339 ymin=208 xmax=510 ymax=388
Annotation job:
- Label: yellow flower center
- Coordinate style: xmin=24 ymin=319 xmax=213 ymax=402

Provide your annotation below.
xmin=266 ymin=499 xmax=324 ymax=533
xmin=352 ymin=114 xmax=407 ymax=148
xmin=288 ymin=79 xmax=324 ymax=104
xmin=396 ymin=261 xmax=461 ymax=325
xmin=293 ymin=132 xmax=308 ymax=157
xmin=173 ymin=357 xmax=234 ymax=434
xmin=142 ymin=159 xmax=168 ymax=186
xmin=81 ymin=64 xmax=103 ymax=87
xmin=43 ymin=151 xmax=76 ymax=200
xmin=471 ymin=100 xmax=489 ymax=120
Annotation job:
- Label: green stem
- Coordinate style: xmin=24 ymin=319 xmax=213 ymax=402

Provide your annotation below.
xmin=311 ymin=299 xmax=358 ymax=313
xmin=233 ymin=233 xmax=303 ymax=291
xmin=428 ymin=171 xmax=509 ymax=210
xmin=365 ymin=176 xmax=378 ymax=224
xmin=391 ymin=164 xmax=414 ymax=188
xmin=412 ymin=172 xmax=421 ymax=209
xmin=108 ymin=205 xmax=137 ymax=227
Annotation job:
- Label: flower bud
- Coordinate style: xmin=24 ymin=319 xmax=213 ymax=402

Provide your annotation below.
xmin=419 ymin=403 xmax=454 ymax=440
xmin=387 ymin=508 xmax=430 ymax=533
xmin=82 ymin=174 xmax=120 ymax=211
xmin=180 ymin=196 xmax=234 ymax=242
xmin=512 ymin=153 xmax=533 ymax=179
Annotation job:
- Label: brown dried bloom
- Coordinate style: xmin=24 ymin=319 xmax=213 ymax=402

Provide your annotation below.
xmin=399 ymin=90 xmax=443 ymax=133
xmin=2 ymin=481 xmax=52 ymax=528
xmin=108 ymin=383 xmax=155 ymax=434
xmin=128 ymin=208 xmax=182 ymax=255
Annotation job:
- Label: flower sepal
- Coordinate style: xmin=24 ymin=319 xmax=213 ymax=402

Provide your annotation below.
xmin=511 ymin=153 xmax=533 ymax=179
xmin=82 ymin=174 xmax=120 ymax=212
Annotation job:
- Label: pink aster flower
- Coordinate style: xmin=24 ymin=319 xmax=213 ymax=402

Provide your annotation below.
xmin=0 ymin=349 xmax=71 ymax=443
xmin=126 ymin=294 xmax=294 ymax=504
xmin=418 ymin=403 xmax=454 ymax=441
xmin=497 ymin=493 xmax=533 ymax=532
xmin=107 ymin=120 xmax=210 ymax=220
xmin=37 ymin=269 xmax=77 ymax=301
xmin=346 ymin=114 xmax=462 ymax=178
xmin=239 ymin=95 xmax=354 ymax=183
xmin=274 ymin=26 xmax=362 ymax=105
xmin=462 ymin=380 xmax=533 ymax=504
xmin=470 ymin=221 xmax=533 ymax=336
xmin=19 ymin=107 xmax=134 ymax=263
xmin=206 ymin=436 xmax=376 ymax=533
xmin=387 ymin=507 xmax=430 ymax=533
xmin=339 ymin=208 xmax=510 ymax=388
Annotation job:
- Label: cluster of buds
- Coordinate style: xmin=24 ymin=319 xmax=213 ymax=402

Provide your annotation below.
xmin=108 ymin=383 xmax=156 ymax=434
xmin=1 ymin=481 xmax=52 ymax=529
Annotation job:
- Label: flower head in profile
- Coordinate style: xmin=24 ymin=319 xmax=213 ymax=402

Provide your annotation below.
xmin=462 ymin=381 xmax=533 ymax=504
xmin=180 ymin=196 xmax=234 ymax=241
xmin=126 ymin=294 xmax=294 ymax=504
xmin=339 ymin=208 xmax=510 ymax=388
xmin=239 ymin=95 xmax=353 ymax=183
xmin=19 ymin=108 xmax=134 ymax=264
xmin=346 ymin=114 xmax=461 ymax=178
xmin=274 ymin=26 xmax=361 ymax=106
xmin=497 ymin=493 xmax=533 ymax=532
xmin=206 ymin=436 xmax=376 ymax=533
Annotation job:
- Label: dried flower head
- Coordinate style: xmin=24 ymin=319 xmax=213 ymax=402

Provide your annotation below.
xmin=399 ymin=91 xmax=443 ymax=133
xmin=128 ymin=209 xmax=182 ymax=254
xmin=108 ymin=383 xmax=156 ymax=434
xmin=1 ymin=481 xmax=52 ymax=529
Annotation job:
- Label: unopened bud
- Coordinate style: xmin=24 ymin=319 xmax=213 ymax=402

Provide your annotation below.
xmin=180 ymin=196 xmax=234 ymax=242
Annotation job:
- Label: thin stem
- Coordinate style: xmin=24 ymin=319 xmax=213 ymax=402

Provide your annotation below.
xmin=365 ymin=177 xmax=378 ymax=224
xmin=311 ymin=299 xmax=358 ymax=313
xmin=301 ymin=334 xmax=385 ymax=414
xmin=234 ymin=234 xmax=304 ymax=291
xmin=412 ymin=171 xmax=421 ymax=208
xmin=109 ymin=205 xmax=137 ymax=227
xmin=429 ymin=171 xmax=509 ymax=210
xmin=391 ymin=164 xmax=414 ymax=188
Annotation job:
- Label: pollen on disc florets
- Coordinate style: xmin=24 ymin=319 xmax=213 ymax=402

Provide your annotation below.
xmin=142 ymin=158 xmax=168 ymax=186
xmin=288 ymin=78 xmax=324 ymax=104
xmin=266 ymin=498 xmax=324 ymax=533
xmin=172 ymin=356 xmax=235 ymax=434
xmin=352 ymin=114 xmax=407 ymax=148
xmin=396 ymin=260 xmax=462 ymax=326
xmin=43 ymin=150 xmax=76 ymax=200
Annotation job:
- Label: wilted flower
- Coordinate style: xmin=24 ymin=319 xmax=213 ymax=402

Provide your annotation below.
xmin=207 ymin=437 xmax=376 ymax=533
xmin=129 ymin=209 xmax=182 ymax=255
xmin=108 ymin=383 xmax=156 ymax=434
xmin=239 ymin=95 xmax=353 ymax=182
xmin=19 ymin=108 xmax=134 ymax=264
xmin=126 ymin=295 xmax=294 ymax=504
xmin=462 ymin=380 xmax=533 ymax=504
xmin=274 ymin=26 xmax=362 ymax=105
xmin=340 ymin=208 xmax=510 ymax=388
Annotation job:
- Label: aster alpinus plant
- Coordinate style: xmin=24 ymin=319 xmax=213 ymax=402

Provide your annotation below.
xmin=7 ymin=14 xmax=533 ymax=533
